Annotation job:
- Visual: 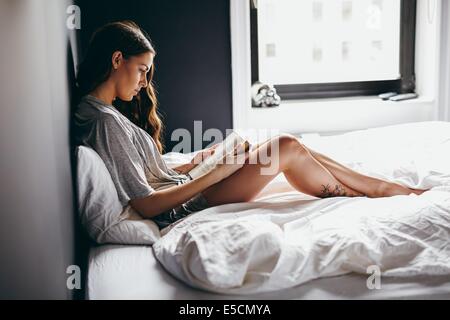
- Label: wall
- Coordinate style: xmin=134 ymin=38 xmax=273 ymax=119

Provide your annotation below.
xmin=0 ymin=0 xmax=78 ymax=299
xmin=75 ymin=0 xmax=233 ymax=151
xmin=438 ymin=0 xmax=450 ymax=121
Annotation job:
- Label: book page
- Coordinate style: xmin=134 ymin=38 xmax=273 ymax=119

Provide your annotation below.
xmin=188 ymin=131 xmax=246 ymax=179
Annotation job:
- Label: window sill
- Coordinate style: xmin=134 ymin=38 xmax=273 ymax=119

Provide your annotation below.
xmin=258 ymin=95 xmax=436 ymax=109
xmin=243 ymin=95 xmax=436 ymax=134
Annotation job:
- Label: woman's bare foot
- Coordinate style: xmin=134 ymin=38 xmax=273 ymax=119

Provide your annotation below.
xmin=379 ymin=182 xmax=428 ymax=197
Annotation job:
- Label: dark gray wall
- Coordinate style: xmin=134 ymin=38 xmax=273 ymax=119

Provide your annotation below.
xmin=76 ymin=0 xmax=233 ymax=151
xmin=0 ymin=0 xmax=79 ymax=299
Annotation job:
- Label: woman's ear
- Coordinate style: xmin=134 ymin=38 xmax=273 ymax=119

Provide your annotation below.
xmin=111 ymin=51 xmax=123 ymax=70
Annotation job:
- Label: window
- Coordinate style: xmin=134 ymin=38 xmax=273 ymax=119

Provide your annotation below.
xmin=250 ymin=0 xmax=417 ymax=100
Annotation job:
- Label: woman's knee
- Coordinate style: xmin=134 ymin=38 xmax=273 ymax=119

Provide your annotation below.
xmin=275 ymin=133 xmax=309 ymax=169
xmin=277 ymin=133 xmax=308 ymax=155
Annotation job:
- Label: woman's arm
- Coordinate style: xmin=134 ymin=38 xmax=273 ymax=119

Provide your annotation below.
xmin=130 ymin=153 xmax=245 ymax=218
xmin=171 ymin=144 xmax=219 ymax=174
xmin=171 ymin=162 xmax=195 ymax=174
xmin=130 ymin=170 xmax=218 ymax=218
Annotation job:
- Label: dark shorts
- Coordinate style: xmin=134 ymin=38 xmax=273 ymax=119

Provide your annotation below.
xmin=151 ymin=193 xmax=210 ymax=230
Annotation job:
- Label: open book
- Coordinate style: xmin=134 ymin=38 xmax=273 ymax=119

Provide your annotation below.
xmin=187 ymin=131 xmax=251 ymax=180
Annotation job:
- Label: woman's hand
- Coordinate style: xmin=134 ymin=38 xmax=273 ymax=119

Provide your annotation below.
xmin=190 ymin=143 xmax=220 ymax=165
xmin=172 ymin=143 xmax=220 ymax=174
xmin=209 ymin=144 xmax=250 ymax=183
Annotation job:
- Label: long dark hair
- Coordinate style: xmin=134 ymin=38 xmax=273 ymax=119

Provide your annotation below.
xmin=76 ymin=20 xmax=164 ymax=153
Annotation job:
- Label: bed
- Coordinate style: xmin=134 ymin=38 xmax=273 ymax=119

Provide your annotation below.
xmin=86 ymin=121 xmax=450 ymax=299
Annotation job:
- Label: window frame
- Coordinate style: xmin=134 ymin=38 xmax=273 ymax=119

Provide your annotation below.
xmin=250 ymin=0 xmax=417 ymax=100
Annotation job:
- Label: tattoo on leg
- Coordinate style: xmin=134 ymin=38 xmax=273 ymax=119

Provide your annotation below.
xmin=320 ymin=183 xmax=347 ymax=198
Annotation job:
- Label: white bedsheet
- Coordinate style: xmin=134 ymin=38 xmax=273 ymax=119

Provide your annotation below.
xmin=87 ymin=244 xmax=450 ymax=299
xmin=153 ymin=121 xmax=450 ymax=295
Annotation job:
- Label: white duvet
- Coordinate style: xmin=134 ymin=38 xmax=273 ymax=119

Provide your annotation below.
xmin=154 ymin=121 xmax=450 ymax=294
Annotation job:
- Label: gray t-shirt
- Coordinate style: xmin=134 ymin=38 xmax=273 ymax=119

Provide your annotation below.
xmin=75 ymin=94 xmax=190 ymax=207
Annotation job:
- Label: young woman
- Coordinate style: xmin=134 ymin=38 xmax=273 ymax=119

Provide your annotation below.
xmin=75 ymin=21 xmax=425 ymax=230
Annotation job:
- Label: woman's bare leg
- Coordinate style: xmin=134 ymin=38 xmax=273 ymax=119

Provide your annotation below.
xmin=303 ymin=146 xmax=426 ymax=197
xmin=202 ymin=134 xmax=363 ymax=206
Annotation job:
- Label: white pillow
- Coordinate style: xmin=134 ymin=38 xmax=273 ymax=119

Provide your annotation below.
xmin=76 ymin=146 xmax=160 ymax=245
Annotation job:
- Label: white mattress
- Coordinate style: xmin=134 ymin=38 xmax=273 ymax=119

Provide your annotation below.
xmin=87 ymin=244 xmax=450 ymax=299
